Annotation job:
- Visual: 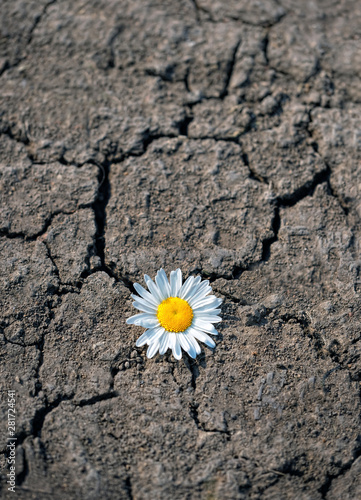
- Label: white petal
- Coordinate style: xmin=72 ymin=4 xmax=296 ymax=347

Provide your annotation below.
xmin=147 ymin=341 xmax=160 ymax=358
xmin=181 ymin=276 xmax=204 ymax=301
xmin=142 ymin=318 xmax=160 ymax=328
xmin=179 ymin=276 xmax=195 ymax=299
xmin=192 ymin=319 xmax=219 ymax=334
xmin=189 ymin=334 xmax=201 ymax=355
xmin=170 ymin=269 xmax=182 ymax=297
xmin=133 ymin=283 xmax=159 ymax=307
xmin=127 ymin=314 xmax=160 ymax=329
xmin=188 ymin=327 xmax=216 ymax=348
xmin=177 ymin=332 xmax=192 ymax=356
xmin=170 ymin=333 xmax=182 ymax=360
xmin=136 ymin=327 xmax=164 ymax=347
xmin=194 ymin=314 xmax=222 ymax=324
xmin=178 ymin=332 xmax=197 ymax=359
xmin=193 ymin=306 xmax=222 ymax=314
xmin=144 ymin=275 xmax=164 ymax=303
xmin=136 ymin=328 xmax=152 ymax=347
xmin=177 ymin=332 xmax=188 ymax=351
xmin=126 ymin=313 xmax=156 ymax=325
xmin=148 ymin=327 xmax=165 ymax=345
xmin=192 ymin=283 xmax=212 ymax=302
xmin=155 ymin=268 xmax=171 ymax=299
xmin=183 ymin=279 xmax=207 ymax=300
xmin=159 ymin=332 xmax=170 ymax=355
xmin=131 ymin=294 xmax=158 ymax=311
xmin=195 ymin=310 xmax=222 ymax=318
xmin=132 ymin=301 xmax=157 ymax=314
xmin=174 ymin=335 xmax=182 ymax=360
xmin=185 ymin=281 xmax=211 ymax=302
xmin=191 ymin=296 xmax=222 ymax=310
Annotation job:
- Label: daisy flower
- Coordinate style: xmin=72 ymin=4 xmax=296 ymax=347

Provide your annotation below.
xmin=126 ymin=269 xmax=222 ymax=360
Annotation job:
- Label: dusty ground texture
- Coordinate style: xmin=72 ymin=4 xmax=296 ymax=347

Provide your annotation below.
xmin=1 ymin=0 xmax=361 ymax=498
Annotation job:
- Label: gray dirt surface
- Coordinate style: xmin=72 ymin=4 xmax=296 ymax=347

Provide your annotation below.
xmin=0 ymin=0 xmax=361 ymax=499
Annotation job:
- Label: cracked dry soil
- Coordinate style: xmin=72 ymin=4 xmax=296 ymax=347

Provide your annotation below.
xmin=1 ymin=1 xmax=361 ymax=499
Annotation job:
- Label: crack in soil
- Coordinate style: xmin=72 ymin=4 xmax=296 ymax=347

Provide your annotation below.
xmin=260 ymin=164 xmax=332 ymax=263
xmin=0 ymin=207 xmax=93 ymax=242
xmin=125 ymin=475 xmax=134 ymax=500
xmin=0 ymin=393 xmax=75 ymax=457
xmin=189 ymin=0 xmax=214 ymax=23
xmin=197 ymin=163 xmax=335 ymax=283
xmin=76 ymin=391 xmax=119 ymax=407
xmin=2 ymin=388 xmax=119 ymax=465
xmin=242 ymin=152 xmax=269 ymax=184
xmin=27 ymin=0 xmax=57 ymax=46
xmin=185 ymin=358 xmax=231 ymax=435
xmin=0 ymin=0 xmax=57 ymax=79
xmin=92 ymin=159 xmax=111 ymax=270
xmin=220 ymin=40 xmax=242 ymax=99
xmin=306 ymin=111 xmax=349 ymax=217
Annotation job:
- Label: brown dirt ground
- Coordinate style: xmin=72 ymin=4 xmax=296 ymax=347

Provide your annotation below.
xmin=1 ymin=1 xmax=361 ymax=498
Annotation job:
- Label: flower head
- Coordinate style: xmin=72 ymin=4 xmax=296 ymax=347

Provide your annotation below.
xmin=126 ymin=269 xmax=222 ymax=360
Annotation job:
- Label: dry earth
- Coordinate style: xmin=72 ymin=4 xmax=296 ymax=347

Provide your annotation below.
xmin=1 ymin=0 xmax=361 ymax=498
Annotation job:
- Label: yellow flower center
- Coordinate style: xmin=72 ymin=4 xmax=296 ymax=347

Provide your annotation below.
xmin=157 ymin=297 xmax=193 ymax=333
